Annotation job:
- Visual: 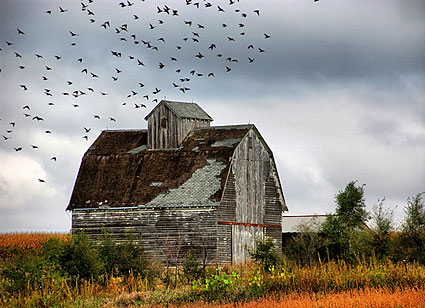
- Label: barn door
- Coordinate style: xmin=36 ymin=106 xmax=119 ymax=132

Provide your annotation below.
xmin=232 ymin=225 xmax=263 ymax=264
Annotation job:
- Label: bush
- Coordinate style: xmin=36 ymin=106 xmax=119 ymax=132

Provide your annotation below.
xmin=182 ymin=251 xmax=205 ymax=283
xmin=61 ymin=231 xmax=103 ymax=280
xmin=249 ymin=237 xmax=279 ymax=271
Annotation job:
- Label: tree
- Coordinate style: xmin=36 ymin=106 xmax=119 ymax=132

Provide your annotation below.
xmin=399 ymin=193 xmax=425 ymax=264
xmin=321 ymin=181 xmax=369 ymax=260
xmin=282 ymin=217 xmax=326 ymax=264
xmin=370 ymin=198 xmax=394 ymax=259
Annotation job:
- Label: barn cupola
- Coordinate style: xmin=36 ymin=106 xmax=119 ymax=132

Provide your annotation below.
xmin=144 ymin=100 xmax=213 ymax=149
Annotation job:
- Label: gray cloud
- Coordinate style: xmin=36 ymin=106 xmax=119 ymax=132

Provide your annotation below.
xmin=0 ymin=0 xmax=424 ymax=232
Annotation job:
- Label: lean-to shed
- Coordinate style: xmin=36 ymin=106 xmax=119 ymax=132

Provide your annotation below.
xmin=67 ymin=100 xmax=287 ymax=264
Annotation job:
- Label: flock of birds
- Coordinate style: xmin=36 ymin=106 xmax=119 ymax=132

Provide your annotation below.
xmin=0 ymin=0 xmax=317 ymax=183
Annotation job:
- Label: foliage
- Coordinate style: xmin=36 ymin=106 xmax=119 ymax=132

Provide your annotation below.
xmin=282 ymin=217 xmax=326 ymax=264
xmin=321 ymin=181 xmax=369 ymax=260
xmin=398 ymin=192 xmax=425 ymax=264
xmin=61 ymin=231 xmax=104 ymax=281
xmin=182 ymin=251 xmax=205 ymax=283
xmin=248 ymin=237 xmax=279 ymax=271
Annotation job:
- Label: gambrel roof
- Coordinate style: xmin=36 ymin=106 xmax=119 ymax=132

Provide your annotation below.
xmin=67 ymin=125 xmax=257 ymax=211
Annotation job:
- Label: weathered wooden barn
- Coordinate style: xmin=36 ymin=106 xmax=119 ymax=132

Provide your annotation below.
xmin=67 ymin=100 xmax=287 ymax=264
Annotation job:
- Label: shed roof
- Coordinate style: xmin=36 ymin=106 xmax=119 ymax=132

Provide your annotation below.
xmin=67 ymin=125 xmax=253 ymax=211
xmin=144 ymin=100 xmax=213 ymax=121
xmin=281 ymin=215 xmax=329 ymax=233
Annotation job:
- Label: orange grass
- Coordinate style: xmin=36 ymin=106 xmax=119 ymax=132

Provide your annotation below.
xmin=163 ymin=287 xmax=425 ymax=308
xmin=0 ymin=232 xmax=69 ymax=258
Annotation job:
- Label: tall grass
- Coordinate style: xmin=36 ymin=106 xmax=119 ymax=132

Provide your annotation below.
xmin=1 ymin=233 xmax=424 ymax=307
xmin=0 ymin=233 xmax=69 ymax=259
xmin=161 ymin=287 xmax=425 ymax=308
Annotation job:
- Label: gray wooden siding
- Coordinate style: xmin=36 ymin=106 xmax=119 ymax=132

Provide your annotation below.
xmin=147 ymin=104 xmax=210 ymax=149
xmin=230 ymin=129 xmax=282 ymax=263
xmin=216 ymin=172 xmax=236 ymax=264
xmin=72 ymin=207 xmax=218 ymax=264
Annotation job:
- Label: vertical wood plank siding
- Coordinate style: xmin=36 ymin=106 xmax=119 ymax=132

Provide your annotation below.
xmin=72 ymin=207 xmax=218 ymax=264
xmin=223 ymin=129 xmax=283 ymax=264
xmin=147 ymin=104 xmax=210 ymax=149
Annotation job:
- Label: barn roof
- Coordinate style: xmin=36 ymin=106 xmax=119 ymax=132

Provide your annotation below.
xmin=67 ymin=124 xmax=254 ymax=211
xmin=144 ymin=100 xmax=213 ymax=121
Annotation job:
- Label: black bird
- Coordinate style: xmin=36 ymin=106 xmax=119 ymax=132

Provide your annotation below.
xmin=208 ymin=72 xmax=215 ymax=77
xmin=55 ymin=55 xmax=61 ymax=60
xmin=254 ymin=9 xmax=260 ymax=16
xmin=51 ymin=157 xmax=57 ymax=161
xmin=38 ymin=178 xmax=46 ymax=183
xmin=14 ymin=147 xmax=22 ymax=151
xmin=45 ymin=130 xmax=52 ymax=134
xmin=208 ymin=43 xmax=216 ymax=50
xmin=217 ymin=5 xmax=225 ymax=12
xmin=23 ymin=105 xmax=30 ymax=110
xmin=69 ymin=31 xmax=78 ymax=36
xmin=259 ymin=48 xmax=265 ymax=53
xmin=158 ymin=62 xmax=165 ymax=69
xmin=82 ymin=135 xmax=88 ymax=140
xmin=77 ymin=58 xmax=83 ymax=62
xmin=195 ymin=52 xmax=204 ymax=59
xmin=264 ymin=33 xmax=271 ymax=39
xmin=137 ymin=60 xmax=145 ymax=66
xmin=45 ymin=66 xmax=52 ymax=70
xmin=248 ymin=57 xmax=255 ymax=63
xmin=31 ymin=145 xmax=38 ymax=149
xmin=90 ymin=72 xmax=99 ymax=78
xmin=17 ymin=28 xmax=25 ymax=35
xmin=35 ymin=54 xmax=43 ymax=58
xmin=9 ymin=122 xmax=15 ymax=127
xmin=94 ymin=115 xmax=100 ymax=119
xmin=59 ymin=6 xmax=68 ymax=13
xmin=2 ymin=135 xmax=10 ymax=140
xmin=32 ymin=116 xmax=44 ymax=121
xmin=109 ymin=117 xmax=116 ymax=122
xmin=226 ymin=66 xmax=231 ymax=72
xmin=20 ymin=85 xmax=28 ymax=90
xmin=139 ymin=83 xmax=145 ymax=87
xmin=19 ymin=65 xmax=25 ymax=70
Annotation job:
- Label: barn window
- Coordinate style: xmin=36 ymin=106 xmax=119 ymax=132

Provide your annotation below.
xmin=161 ymin=117 xmax=167 ymax=128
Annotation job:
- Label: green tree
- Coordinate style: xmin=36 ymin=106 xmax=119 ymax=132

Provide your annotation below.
xmin=321 ymin=181 xmax=369 ymax=260
xmin=399 ymin=193 xmax=425 ymax=264
xmin=370 ymin=198 xmax=394 ymax=259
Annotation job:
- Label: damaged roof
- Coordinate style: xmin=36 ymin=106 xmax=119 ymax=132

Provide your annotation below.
xmin=67 ymin=125 xmax=253 ymax=210
xmin=144 ymin=100 xmax=213 ymax=121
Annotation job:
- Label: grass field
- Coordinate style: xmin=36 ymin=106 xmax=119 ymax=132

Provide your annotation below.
xmin=1 ymin=233 xmax=424 ymax=308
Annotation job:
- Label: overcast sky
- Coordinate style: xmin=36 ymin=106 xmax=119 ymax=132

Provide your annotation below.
xmin=0 ymin=0 xmax=424 ymax=232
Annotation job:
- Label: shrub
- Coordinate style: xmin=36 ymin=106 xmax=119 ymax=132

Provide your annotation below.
xmin=249 ymin=237 xmax=279 ymax=271
xmin=182 ymin=251 xmax=205 ymax=283
xmin=61 ymin=231 xmax=103 ymax=280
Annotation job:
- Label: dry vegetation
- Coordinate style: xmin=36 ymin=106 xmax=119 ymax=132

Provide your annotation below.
xmin=1 ymin=232 xmax=425 ymax=307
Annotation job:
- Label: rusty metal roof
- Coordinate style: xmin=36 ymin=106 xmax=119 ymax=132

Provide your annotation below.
xmin=144 ymin=100 xmax=213 ymax=121
xmin=67 ymin=125 xmax=252 ymax=210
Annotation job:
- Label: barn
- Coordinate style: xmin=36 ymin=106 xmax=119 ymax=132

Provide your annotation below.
xmin=67 ymin=100 xmax=287 ymax=264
